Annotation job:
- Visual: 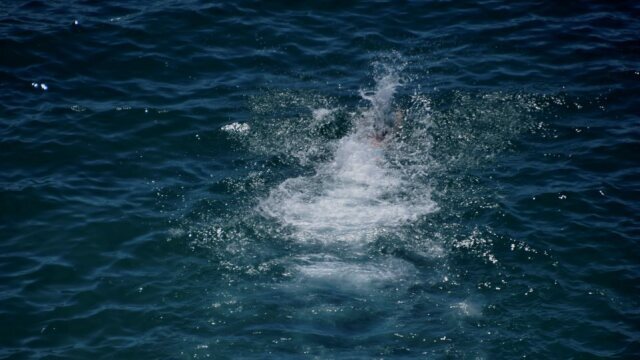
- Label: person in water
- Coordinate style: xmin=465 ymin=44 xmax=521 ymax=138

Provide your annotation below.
xmin=373 ymin=109 xmax=404 ymax=144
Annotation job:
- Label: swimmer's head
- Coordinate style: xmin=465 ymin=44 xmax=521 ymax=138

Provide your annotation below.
xmin=373 ymin=111 xmax=393 ymax=140
xmin=374 ymin=126 xmax=390 ymax=141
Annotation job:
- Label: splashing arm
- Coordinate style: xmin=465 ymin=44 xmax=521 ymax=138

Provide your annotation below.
xmin=394 ymin=109 xmax=404 ymax=131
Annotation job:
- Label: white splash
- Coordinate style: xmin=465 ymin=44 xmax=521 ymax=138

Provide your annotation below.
xmin=258 ymin=61 xmax=436 ymax=244
xmin=358 ymin=67 xmax=402 ymax=140
xmin=221 ymin=122 xmax=250 ymax=133
xmin=311 ymin=108 xmax=334 ymax=122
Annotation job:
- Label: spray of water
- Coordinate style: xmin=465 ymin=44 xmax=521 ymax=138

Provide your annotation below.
xmin=244 ymin=56 xmax=440 ymax=289
xmin=181 ymin=54 xmax=554 ymax=287
xmin=163 ymin=55 xmax=565 ymax=349
xmin=258 ymin=58 xmax=436 ymax=246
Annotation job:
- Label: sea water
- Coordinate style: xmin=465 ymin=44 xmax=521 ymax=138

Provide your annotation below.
xmin=1 ymin=1 xmax=639 ymax=358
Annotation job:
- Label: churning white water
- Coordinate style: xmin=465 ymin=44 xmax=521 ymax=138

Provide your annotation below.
xmin=258 ymin=65 xmax=437 ymax=245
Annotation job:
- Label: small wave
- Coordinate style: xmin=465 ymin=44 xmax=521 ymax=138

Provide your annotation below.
xmin=292 ymin=254 xmax=415 ymax=290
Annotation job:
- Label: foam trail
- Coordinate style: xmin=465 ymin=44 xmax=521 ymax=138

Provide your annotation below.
xmin=288 ymin=253 xmax=419 ymax=293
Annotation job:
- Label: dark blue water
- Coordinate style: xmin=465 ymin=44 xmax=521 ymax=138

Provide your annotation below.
xmin=2 ymin=1 xmax=639 ymax=358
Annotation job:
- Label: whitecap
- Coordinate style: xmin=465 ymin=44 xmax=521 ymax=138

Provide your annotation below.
xmin=221 ymin=122 xmax=250 ymax=133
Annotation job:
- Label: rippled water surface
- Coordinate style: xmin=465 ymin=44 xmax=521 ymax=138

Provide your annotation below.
xmin=2 ymin=1 xmax=639 ymax=358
